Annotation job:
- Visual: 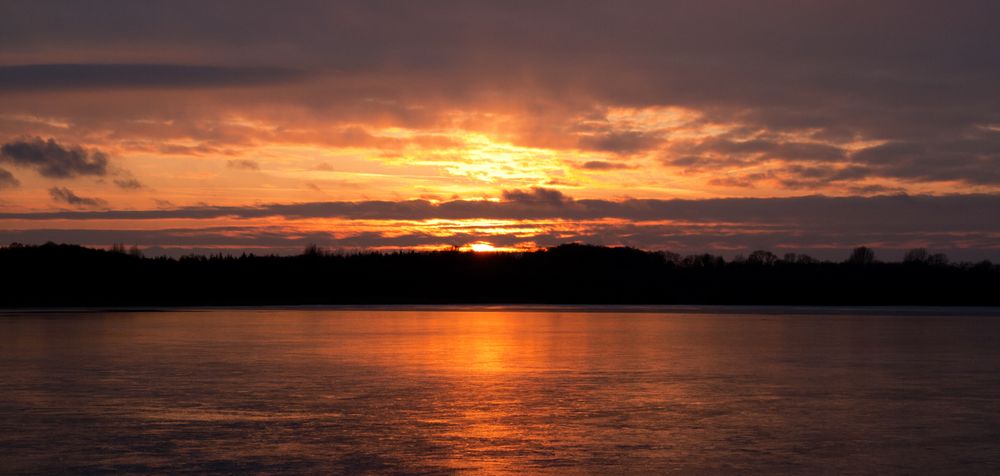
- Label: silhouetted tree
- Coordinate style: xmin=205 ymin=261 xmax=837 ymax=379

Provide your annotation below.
xmin=904 ymin=248 xmax=929 ymax=264
xmin=795 ymin=254 xmax=819 ymax=264
xmin=303 ymin=244 xmax=326 ymax=257
xmin=683 ymin=253 xmax=725 ymax=268
xmin=748 ymin=250 xmax=778 ymax=266
xmin=847 ymin=246 xmax=875 ymax=265
xmin=972 ymin=260 xmax=994 ymax=271
xmin=927 ymin=253 xmax=949 ymax=266
xmin=1 ymin=242 xmax=997 ymax=306
xmin=659 ymin=251 xmax=682 ymax=265
xmin=904 ymin=248 xmax=948 ymax=266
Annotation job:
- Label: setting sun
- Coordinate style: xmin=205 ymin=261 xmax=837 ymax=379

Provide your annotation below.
xmin=469 ymin=242 xmax=497 ymax=252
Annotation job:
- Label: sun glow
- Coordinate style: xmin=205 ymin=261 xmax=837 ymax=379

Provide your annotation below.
xmin=469 ymin=242 xmax=498 ymax=252
xmin=462 ymin=241 xmax=531 ymax=252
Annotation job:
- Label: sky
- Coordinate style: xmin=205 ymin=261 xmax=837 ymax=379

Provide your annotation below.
xmin=0 ymin=0 xmax=998 ymax=259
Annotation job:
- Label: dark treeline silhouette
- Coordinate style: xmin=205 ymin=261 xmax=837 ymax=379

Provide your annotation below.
xmin=1 ymin=242 xmax=997 ymax=307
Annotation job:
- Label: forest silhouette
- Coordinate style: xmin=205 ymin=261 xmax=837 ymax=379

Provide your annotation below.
xmin=1 ymin=242 xmax=997 ymax=307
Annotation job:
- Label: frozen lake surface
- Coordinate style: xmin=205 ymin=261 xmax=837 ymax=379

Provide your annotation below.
xmin=1 ymin=307 xmax=999 ymax=474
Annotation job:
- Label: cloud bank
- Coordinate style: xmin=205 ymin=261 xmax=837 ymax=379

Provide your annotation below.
xmin=0 ymin=64 xmax=306 ymax=91
xmin=0 ymin=190 xmax=996 ymax=260
xmin=48 ymin=186 xmax=107 ymax=208
xmin=0 ymin=167 xmax=18 ymax=189
xmin=0 ymin=1 xmax=998 ymax=258
xmin=2 ymin=190 xmax=995 ymax=230
xmin=1 ymin=137 xmax=108 ymax=178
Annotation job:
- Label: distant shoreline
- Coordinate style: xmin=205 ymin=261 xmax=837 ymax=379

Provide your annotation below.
xmin=4 ymin=304 xmax=1000 ymax=317
xmin=3 ymin=242 xmax=998 ymax=308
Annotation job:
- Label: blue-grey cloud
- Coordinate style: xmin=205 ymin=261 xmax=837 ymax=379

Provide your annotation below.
xmin=577 ymin=131 xmax=663 ymax=155
xmin=0 ymin=192 xmax=996 ymax=236
xmin=48 ymin=187 xmax=106 ymax=208
xmin=576 ymin=160 xmax=633 ymax=170
xmin=113 ymin=178 xmax=144 ymax=190
xmin=500 ymin=187 xmax=569 ymax=206
xmin=0 ymin=64 xmax=307 ymax=91
xmin=1 ymin=222 xmax=996 ymax=262
xmin=226 ymin=159 xmax=260 ymax=170
xmin=0 ymin=167 xmax=18 ymax=189
xmin=0 ymin=1 xmax=999 ymax=187
xmin=1 ymin=137 xmax=108 ymax=178
xmin=688 ymin=138 xmax=847 ymax=162
xmin=851 ymin=138 xmax=1000 ymax=185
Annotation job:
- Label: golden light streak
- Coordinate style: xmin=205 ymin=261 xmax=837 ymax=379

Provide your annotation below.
xmin=468 ymin=242 xmax=497 ymax=252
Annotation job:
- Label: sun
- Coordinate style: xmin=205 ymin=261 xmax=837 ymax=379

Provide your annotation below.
xmin=469 ymin=242 xmax=497 ymax=252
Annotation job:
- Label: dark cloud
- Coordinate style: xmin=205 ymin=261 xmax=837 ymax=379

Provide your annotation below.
xmin=0 ymin=1 xmax=998 ymax=191
xmin=850 ymin=136 xmax=1000 ymax=184
xmin=774 ymin=165 xmax=873 ymax=189
xmin=670 ymin=131 xmax=1000 ymax=185
xmin=501 ymin=187 xmax=569 ymax=206
xmin=2 ymin=193 xmax=996 ymax=238
xmin=0 ymin=137 xmax=108 ymax=178
xmin=576 ymin=160 xmax=633 ymax=170
xmin=0 ymin=64 xmax=307 ymax=92
xmin=852 ymin=142 xmax=925 ymax=165
xmin=681 ymin=138 xmax=847 ymax=162
xmin=663 ymin=156 xmax=701 ymax=167
xmin=113 ymin=178 xmax=144 ymax=190
xmin=158 ymin=143 xmax=224 ymax=156
xmin=708 ymin=172 xmax=772 ymax=188
xmin=0 ymin=167 xmax=18 ymax=189
xmin=846 ymin=184 xmax=906 ymax=195
xmin=48 ymin=187 xmax=106 ymax=208
xmin=226 ymin=159 xmax=260 ymax=170
xmin=1 ymin=221 xmax=996 ymax=262
xmin=577 ymin=131 xmax=662 ymax=155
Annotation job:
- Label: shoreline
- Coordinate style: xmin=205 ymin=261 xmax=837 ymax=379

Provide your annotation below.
xmin=4 ymin=303 xmax=1000 ymax=316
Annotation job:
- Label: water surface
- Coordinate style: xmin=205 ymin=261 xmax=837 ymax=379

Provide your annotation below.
xmin=1 ymin=307 xmax=999 ymax=474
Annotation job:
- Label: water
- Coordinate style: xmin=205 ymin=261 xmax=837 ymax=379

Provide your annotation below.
xmin=1 ymin=307 xmax=999 ymax=474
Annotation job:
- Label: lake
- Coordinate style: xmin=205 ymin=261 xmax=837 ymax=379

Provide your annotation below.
xmin=1 ymin=307 xmax=999 ymax=474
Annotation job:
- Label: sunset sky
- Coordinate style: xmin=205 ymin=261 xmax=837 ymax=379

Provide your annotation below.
xmin=1 ymin=1 xmax=998 ymax=259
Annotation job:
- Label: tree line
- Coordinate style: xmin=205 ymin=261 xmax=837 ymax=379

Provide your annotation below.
xmin=0 ymin=242 xmax=996 ymax=307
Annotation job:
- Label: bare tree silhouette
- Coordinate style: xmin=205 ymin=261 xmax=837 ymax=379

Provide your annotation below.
xmin=0 ymin=242 xmax=996 ymax=306
xmin=847 ymin=246 xmax=876 ymax=265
